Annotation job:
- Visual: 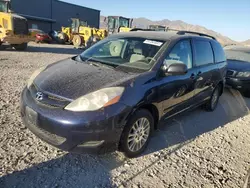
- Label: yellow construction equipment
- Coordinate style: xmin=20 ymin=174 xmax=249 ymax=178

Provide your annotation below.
xmin=148 ymin=25 xmax=167 ymax=31
xmin=58 ymin=18 xmax=107 ymax=48
xmin=58 ymin=16 xmax=134 ymax=48
xmin=0 ymin=0 xmax=34 ymax=50
xmin=106 ymin=16 xmax=134 ymax=34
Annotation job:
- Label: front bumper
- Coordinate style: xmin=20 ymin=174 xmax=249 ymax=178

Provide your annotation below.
xmin=20 ymin=87 xmax=132 ymax=154
xmin=226 ymin=77 xmax=250 ymax=91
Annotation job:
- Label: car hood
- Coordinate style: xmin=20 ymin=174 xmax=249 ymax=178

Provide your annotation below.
xmin=34 ymin=58 xmax=137 ymax=100
xmin=227 ymin=59 xmax=250 ymax=71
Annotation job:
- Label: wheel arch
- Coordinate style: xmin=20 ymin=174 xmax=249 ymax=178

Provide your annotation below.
xmin=126 ymin=103 xmax=160 ymax=130
xmin=217 ymin=80 xmax=224 ymax=96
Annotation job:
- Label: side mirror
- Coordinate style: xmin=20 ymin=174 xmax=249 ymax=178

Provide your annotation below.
xmin=162 ymin=60 xmax=188 ymax=75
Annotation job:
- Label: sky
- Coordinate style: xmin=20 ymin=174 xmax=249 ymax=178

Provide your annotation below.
xmin=61 ymin=0 xmax=250 ymax=42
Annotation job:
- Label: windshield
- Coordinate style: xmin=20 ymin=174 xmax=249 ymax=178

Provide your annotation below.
xmin=119 ymin=17 xmax=130 ymax=28
xmin=80 ymin=37 xmax=165 ymax=72
xmin=108 ymin=17 xmax=115 ymax=29
xmin=0 ymin=2 xmax=7 ymax=12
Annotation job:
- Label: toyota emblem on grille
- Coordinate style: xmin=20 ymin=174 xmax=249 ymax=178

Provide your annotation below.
xmin=36 ymin=92 xmax=43 ymax=101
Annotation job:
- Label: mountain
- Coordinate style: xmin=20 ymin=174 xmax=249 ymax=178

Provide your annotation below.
xmin=100 ymin=16 xmax=236 ymax=45
xmin=241 ymin=39 xmax=250 ymax=46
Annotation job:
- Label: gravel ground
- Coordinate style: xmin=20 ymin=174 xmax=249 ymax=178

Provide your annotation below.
xmin=0 ymin=43 xmax=250 ymax=188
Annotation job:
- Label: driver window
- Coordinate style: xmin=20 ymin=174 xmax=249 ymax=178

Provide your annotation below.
xmin=164 ymin=40 xmax=193 ymax=69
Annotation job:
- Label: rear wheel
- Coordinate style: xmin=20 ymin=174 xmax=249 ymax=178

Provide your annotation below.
xmin=12 ymin=43 xmax=28 ymax=51
xmin=120 ymin=109 xmax=154 ymax=158
xmin=205 ymin=85 xmax=221 ymax=111
xmin=72 ymin=35 xmax=83 ymax=48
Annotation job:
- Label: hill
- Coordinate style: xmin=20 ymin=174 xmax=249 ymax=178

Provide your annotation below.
xmin=100 ymin=16 xmax=236 ymax=45
xmin=241 ymin=39 xmax=250 ymax=46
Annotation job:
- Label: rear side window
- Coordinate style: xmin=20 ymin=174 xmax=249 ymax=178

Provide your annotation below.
xmin=193 ymin=40 xmax=214 ymax=66
xmin=211 ymin=41 xmax=226 ymax=63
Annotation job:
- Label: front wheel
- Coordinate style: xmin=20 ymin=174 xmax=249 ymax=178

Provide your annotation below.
xmin=120 ymin=109 xmax=154 ymax=158
xmin=72 ymin=35 xmax=83 ymax=48
xmin=205 ymin=85 xmax=221 ymax=111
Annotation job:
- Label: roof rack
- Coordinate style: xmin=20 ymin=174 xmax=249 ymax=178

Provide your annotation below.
xmin=176 ymin=30 xmax=216 ymax=40
xmin=130 ymin=28 xmax=156 ymax=32
xmin=165 ymin=27 xmax=216 ymax=40
xmin=130 ymin=27 xmax=217 ymax=40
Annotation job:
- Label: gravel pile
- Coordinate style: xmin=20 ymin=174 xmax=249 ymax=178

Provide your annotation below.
xmin=0 ymin=43 xmax=250 ymax=188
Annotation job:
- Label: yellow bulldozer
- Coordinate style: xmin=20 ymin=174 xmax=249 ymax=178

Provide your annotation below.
xmin=57 ymin=18 xmax=107 ymax=48
xmin=0 ymin=0 xmax=34 ymax=50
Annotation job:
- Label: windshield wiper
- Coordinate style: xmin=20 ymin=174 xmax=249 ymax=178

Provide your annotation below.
xmin=81 ymin=55 xmax=118 ymax=69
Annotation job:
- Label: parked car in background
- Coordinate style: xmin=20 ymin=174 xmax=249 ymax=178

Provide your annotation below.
xmin=35 ymin=31 xmax=52 ymax=43
xmin=225 ymin=46 xmax=250 ymax=97
xmin=29 ymin=29 xmax=52 ymax=44
xmin=20 ymin=30 xmax=227 ymax=158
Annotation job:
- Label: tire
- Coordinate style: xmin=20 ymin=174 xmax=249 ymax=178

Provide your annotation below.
xmin=57 ymin=32 xmax=68 ymax=44
xmin=72 ymin=35 xmax=83 ymax=48
xmin=241 ymin=90 xmax=250 ymax=98
xmin=204 ymin=85 xmax=221 ymax=111
xmin=12 ymin=43 xmax=28 ymax=51
xmin=120 ymin=109 xmax=154 ymax=158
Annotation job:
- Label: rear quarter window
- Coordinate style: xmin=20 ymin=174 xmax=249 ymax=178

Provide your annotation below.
xmin=193 ymin=40 xmax=214 ymax=66
xmin=211 ymin=41 xmax=226 ymax=63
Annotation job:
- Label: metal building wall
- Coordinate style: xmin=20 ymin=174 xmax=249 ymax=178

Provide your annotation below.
xmin=11 ymin=0 xmax=100 ymax=32
xmin=11 ymin=0 xmax=52 ymax=19
xmin=52 ymin=1 xmax=100 ymax=30
xmin=11 ymin=0 xmax=53 ymax=31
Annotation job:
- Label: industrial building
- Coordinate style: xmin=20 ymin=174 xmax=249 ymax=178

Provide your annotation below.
xmin=11 ymin=0 xmax=100 ymax=32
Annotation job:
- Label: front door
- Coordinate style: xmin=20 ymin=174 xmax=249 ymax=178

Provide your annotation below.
xmin=158 ymin=39 xmax=197 ymax=118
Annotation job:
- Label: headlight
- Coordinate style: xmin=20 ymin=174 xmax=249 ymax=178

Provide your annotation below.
xmin=236 ymin=72 xmax=250 ymax=78
xmin=27 ymin=66 xmax=47 ymax=89
xmin=65 ymin=87 xmax=125 ymax=112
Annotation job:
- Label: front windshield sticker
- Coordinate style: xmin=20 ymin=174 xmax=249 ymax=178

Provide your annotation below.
xmin=143 ymin=40 xmax=163 ymax=46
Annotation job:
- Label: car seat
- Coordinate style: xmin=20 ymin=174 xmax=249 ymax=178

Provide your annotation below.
xmin=130 ymin=44 xmax=146 ymax=63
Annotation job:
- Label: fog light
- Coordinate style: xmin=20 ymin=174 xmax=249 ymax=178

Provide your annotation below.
xmin=78 ymin=140 xmax=104 ymax=147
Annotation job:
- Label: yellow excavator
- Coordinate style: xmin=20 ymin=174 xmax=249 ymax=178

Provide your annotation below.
xmin=0 ymin=0 xmax=33 ymax=50
xmin=58 ymin=18 xmax=107 ymax=48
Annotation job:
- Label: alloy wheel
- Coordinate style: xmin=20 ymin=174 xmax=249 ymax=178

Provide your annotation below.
xmin=127 ymin=118 xmax=150 ymax=152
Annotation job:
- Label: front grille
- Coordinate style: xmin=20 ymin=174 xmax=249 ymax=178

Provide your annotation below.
xmin=226 ymin=70 xmax=236 ymax=77
xmin=13 ymin=17 xmax=28 ymax=35
xmin=29 ymin=84 xmax=70 ymax=108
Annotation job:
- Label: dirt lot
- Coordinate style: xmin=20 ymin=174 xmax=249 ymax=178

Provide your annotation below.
xmin=0 ymin=43 xmax=250 ymax=188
